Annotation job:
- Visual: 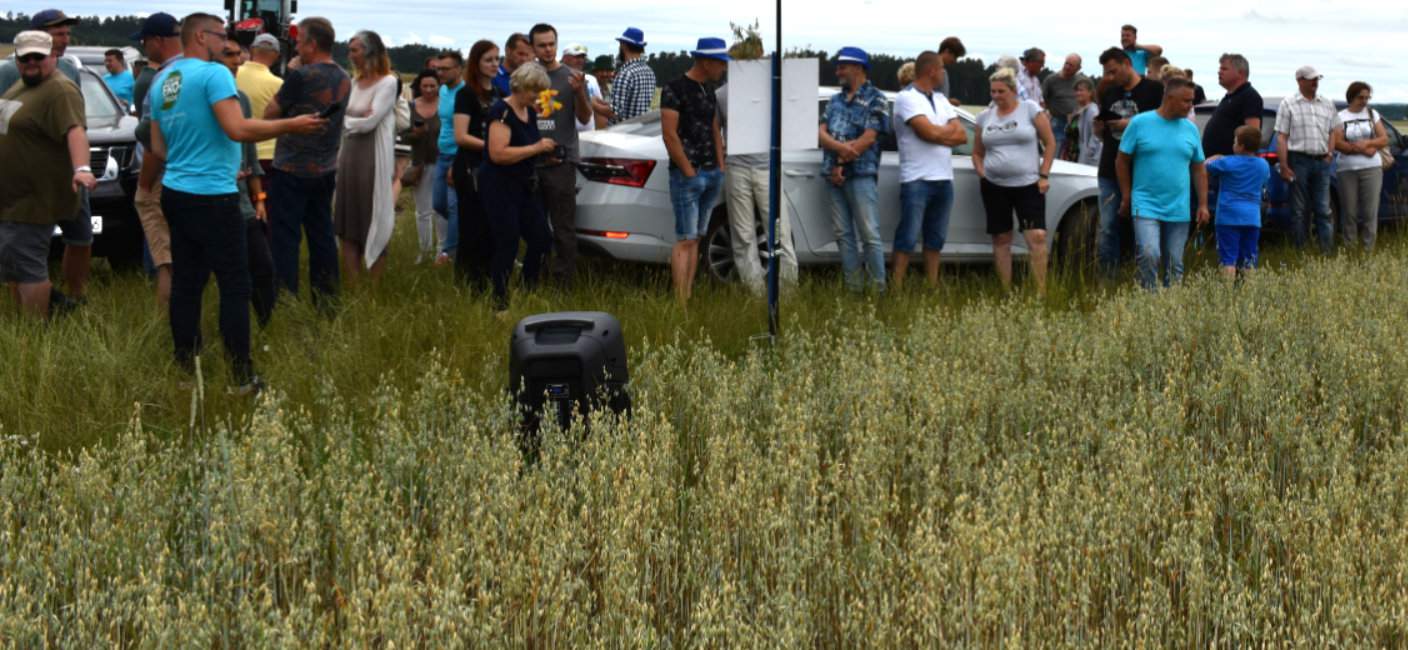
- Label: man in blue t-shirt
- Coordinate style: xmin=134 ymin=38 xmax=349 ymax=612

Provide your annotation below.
xmin=1119 ymin=24 xmax=1162 ymax=77
xmin=1116 ymin=77 xmax=1207 ymax=290
xmin=102 ymin=49 xmax=135 ymax=104
xmin=145 ymin=12 xmax=323 ymax=394
xmin=433 ymin=51 xmax=466 ymax=263
xmin=1205 ymin=125 xmax=1271 ymax=278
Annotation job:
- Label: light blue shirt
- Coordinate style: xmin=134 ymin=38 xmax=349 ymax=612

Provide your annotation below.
xmin=438 ymin=81 xmax=463 ymax=156
xmin=1119 ymin=111 xmax=1205 ymax=222
xmin=1125 ymin=48 xmax=1150 ymax=75
xmin=150 ymin=58 xmax=241 ymax=195
xmin=103 ymin=69 xmax=134 ymax=104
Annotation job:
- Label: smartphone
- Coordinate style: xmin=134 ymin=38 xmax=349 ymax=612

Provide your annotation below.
xmin=318 ymin=102 xmax=343 ymax=119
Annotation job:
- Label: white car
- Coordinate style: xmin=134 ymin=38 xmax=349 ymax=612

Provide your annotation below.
xmin=575 ymin=89 xmax=1101 ymax=279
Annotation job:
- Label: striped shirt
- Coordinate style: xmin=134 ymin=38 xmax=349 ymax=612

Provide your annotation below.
xmin=610 ymin=58 xmax=656 ymax=124
xmin=1275 ymin=94 xmax=1340 ymax=156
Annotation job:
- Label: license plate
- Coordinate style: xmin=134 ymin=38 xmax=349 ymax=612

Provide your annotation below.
xmin=90 ymin=215 xmax=103 ymax=235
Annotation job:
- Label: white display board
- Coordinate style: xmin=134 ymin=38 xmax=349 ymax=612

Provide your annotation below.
xmin=726 ymin=58 xmax=820 ymax=155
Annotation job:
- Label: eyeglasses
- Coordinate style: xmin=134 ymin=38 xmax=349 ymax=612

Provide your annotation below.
xmin=202 ymin=29 xmax=229 ymax=41
xmin=17 ymin=53 xmax=46 ymax=63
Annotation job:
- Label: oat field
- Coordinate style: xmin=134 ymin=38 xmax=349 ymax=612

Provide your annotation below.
xmin=2 ymin=209 xmax=1408 ymax=645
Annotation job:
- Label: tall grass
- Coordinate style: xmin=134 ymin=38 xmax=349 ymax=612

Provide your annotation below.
xmin=2 ymin=211 xmax=1407 ymax=644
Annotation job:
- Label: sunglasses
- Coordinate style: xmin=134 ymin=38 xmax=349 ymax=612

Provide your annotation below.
xmin=17 ymin=53 xmax=46 ymax=63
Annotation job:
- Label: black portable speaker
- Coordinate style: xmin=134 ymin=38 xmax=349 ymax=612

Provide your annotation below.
xmin=509 ymin=312 xmax=630 ymax=457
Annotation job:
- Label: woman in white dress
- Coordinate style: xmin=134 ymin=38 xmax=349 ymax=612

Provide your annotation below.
xmin=333 ymin=30 xmax=398 ymax=286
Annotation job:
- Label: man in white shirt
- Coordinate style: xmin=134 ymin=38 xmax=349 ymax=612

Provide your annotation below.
xmin=1275 ymin=65 xmax=1340 ymax=253
xmin=1018 ymin=48 xmax=1045 ymax=105
xmin=892 ymin=51 xmax=968 ymax=289
xmin=562 ymin=43 xmax=608 ymax=130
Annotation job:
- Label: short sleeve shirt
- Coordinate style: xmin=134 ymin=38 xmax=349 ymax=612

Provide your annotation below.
xmin=0 ymin=75 xmax=85 ymax=224
xmin=1206 ymin=155 xmax=1269 ymax=227
xmin=821 ymin=81 xmax=889 ymax=177
xmin=1096 ymin=77 xmax=1163 ymax=178
xmin=104 ymin=70 xmax=135 ymax=104
xmin=1274 ymin=94 xmax=1340 ymax=156
xmin=150 ymin=58 xmax=242 ymax=196
xmin=535 ymin=65 xmax=582 ymax=164
xmin=272 ymin=62 xmax=351 ymax=177
xmin=453 ymin=85 xmax=503 ymax=181
xmin=1125 ymin=48 xmax=1151 ymax=75
xmin=480 ymin=99 xmax=540 ymax=185
xmin=437 ymin=81 xmax=463 ymax=156
xmin=1337 ymin=107 xmax=1383 ymax=172
xmin=893 ymin=86 xmax=958 ymax=183
xmin=977 ymin=100 xmax=1043 ymax=187
xmin=1118 ymin=111 xmax=1205 ymax=222
xmin=660 ymin=75 xmax=719 ymax=171
xmin=1202 ymin=82 xmax=1263 ymax=157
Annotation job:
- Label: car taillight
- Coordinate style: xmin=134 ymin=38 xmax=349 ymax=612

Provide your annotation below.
xmin=578 ymin=157 xmax=655 ymax=188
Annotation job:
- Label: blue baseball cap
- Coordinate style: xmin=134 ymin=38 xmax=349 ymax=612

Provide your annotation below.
xmin=615 ymin=27 xmax=646 ymax=49
xmin=690 ymin=37 xmax=730 ymax=62
xmin=31 ymin=9 xmax=79 ymax=29
xmin=835 ymin=46 xmax=869 ymax=70
xmin=130 ymin=12 xmax=179 ymax=41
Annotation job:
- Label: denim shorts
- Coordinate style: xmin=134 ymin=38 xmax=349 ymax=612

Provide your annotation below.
xmin=896 ymin=179 xmax=954 ymax=252
xmin=669 ymin=167 xmax=724 ymax=241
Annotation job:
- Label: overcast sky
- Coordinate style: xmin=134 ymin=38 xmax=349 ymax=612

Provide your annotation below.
xmin=42 ymin=0 xmax=1408 ymax=100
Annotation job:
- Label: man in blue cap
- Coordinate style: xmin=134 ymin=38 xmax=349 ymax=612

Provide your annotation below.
xmin=607 ymin=27 xmax=655 ymax=125
xmin=0 ymin=9 xmax=92 ymax=304
xmin=661 ymin=37 xmax=728 ymax=305
xmin=819 ymin=46 xmax=889 ymax=293
xmin=130 ymin=11 xmax=185 ymax=310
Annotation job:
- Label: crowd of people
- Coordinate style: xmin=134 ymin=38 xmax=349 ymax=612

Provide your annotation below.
xmin=0 ymin=12 xmax=1398 ymax=393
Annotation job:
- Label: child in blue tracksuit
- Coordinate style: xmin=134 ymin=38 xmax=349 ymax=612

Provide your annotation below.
xmin=1206 ymin=124 xmax=1271 ymax=278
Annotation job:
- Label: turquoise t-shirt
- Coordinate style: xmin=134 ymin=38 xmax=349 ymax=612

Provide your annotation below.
xmin=1207 ymin=155 xmax=1269 ymax=227
xmin=1126 ymin=48 xmax=1150 ymax=74
xmin=150 ymin=58 xmax=241 ymax=195
xmin=104 ymin=70 xmax=134 ymax=104
xmin=1119 ymin=111 xmax=1205 ymax=222
xmin=438 ymin=81 xmax=464 ymax=155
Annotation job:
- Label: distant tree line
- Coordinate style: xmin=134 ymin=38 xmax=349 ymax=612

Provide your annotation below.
xmin=7 ymin=12 xmax=1408 ymax=116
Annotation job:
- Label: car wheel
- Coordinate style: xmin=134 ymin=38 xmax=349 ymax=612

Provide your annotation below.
xmin=1054 ymin=199 xmax=1099 ymax=274
xmin=702 ymin=207 xmax=773 ymax=283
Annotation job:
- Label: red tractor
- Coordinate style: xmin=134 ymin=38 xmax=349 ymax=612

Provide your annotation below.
xmin=225 ymin=0 xmax=298 ymax=74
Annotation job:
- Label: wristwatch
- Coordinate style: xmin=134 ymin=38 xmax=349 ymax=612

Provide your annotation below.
xmin=74 ymin=165 xmax=92 ymax=174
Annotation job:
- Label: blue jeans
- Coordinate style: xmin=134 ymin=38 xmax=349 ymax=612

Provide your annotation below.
xmin=1049 ymin=113 xmax=1069 ymax=159
xmin=1133 ymin=217 xmax=1190 ymax=290
xmin=828 ymin=175 xmax=885 ymax=291
xmin=896 ymin=179 xmax=954 ymax=252
xmin=267 ymin=169 xmax=339 ymax=304
xmin=1288 ymin=153 xmax=1333 ymax=253
xmin=434 ymin=154 xmax=459 ymax=254
xmin=669 ymin=167 xmax=725 ymax=240
xmin=1097 ymin=177 xmax=1124 ymax=277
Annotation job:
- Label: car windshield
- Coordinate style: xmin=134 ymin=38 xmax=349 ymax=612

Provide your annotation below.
xmin=81 ymin=71 xmax=122 ymax=121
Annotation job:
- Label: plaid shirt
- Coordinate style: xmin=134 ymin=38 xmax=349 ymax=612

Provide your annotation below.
xmin=821 ymin=81 xmax=889 ymax=177
xmin=1275 ymin=94 xmax=1340 ymax=156
xmin=610 ymin=58 xmax=656 ymax=124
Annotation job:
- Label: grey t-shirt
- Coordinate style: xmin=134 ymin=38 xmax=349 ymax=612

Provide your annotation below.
xmin=1041 ymin=73 xmax=1087 ymax=117
xmin=977 ymin=100 xmax=1042 ymax=187
xmin=536 ymin=64 xmax=581 ymax=164
xmin=716 ymin=84 xmax=767 ymax=169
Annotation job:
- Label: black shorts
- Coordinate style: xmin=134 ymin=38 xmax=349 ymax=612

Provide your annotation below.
xmin=980 ymin=178 xmax=1046 ymax=235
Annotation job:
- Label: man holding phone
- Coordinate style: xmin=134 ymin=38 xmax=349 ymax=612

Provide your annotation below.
xmin=262 ymin=16 xmax=351 ymax=307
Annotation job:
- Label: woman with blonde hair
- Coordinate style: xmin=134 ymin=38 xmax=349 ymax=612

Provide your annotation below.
xmin=333 ymin=29 xmax=398 ymax=285
xmin=478 ymin=64 xmax=558 ymax=312
xmin=897 ymin=61 xmax=916 ymax=88
xmin=973 ymin=66 xmax=1057 ymax=296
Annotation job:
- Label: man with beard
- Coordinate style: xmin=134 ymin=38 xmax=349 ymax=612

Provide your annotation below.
xmin=607 ymin=27 xmax=654 ymax=125
xmin=0 ymin=31 xmax=96 ymax=319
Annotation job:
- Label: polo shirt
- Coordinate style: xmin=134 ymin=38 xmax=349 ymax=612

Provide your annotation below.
xmin=236 ymin=61 xmax=284 ymax=160
xmin=1202 ymin=82 xmax=1263 ymax=157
